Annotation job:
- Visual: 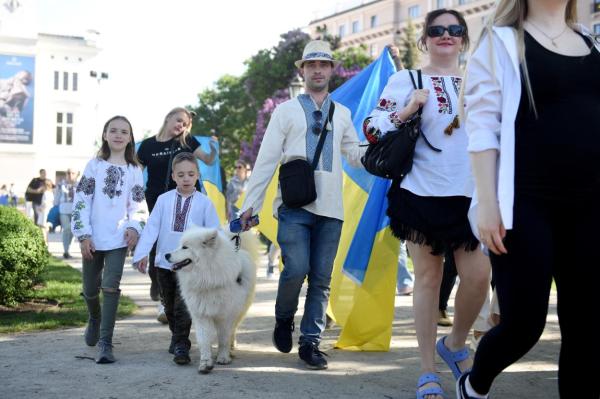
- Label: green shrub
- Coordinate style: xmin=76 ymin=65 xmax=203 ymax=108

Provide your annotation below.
xmin=0 ymin=207 xmax=49 ymax=306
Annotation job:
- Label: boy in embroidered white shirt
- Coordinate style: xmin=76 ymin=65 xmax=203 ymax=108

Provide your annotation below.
xmin=133 ymin=152 xmax=220 ymax=365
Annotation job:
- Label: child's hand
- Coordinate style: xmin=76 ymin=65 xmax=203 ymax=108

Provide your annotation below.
xmin=125 ymin=228 xmax=139 ymax=250
xmin=134 ymin=257 xmax=148 ymax=274
xmin=80 ymin=239 xmax=95 ymax=260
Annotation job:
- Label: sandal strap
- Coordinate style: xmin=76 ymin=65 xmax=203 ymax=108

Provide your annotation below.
xmin=417 ymin=372 xmax=441 ymax=387
xmin=438 ymin=336 xmax=469 ymax=362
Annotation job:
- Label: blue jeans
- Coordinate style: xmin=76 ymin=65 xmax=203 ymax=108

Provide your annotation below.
xmin=60 ymin=213 xmax=73 ymax=254
xmin=396 ymin=241 xmax=413 ymax=290
xmin=276 ymin=205 xmax=343 ymax=345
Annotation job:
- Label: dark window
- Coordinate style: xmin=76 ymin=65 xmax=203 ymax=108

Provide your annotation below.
xmin=63 ymin=72 xmax=68 ymax=90
xmin=56 ymin=126 xmax=62 ymax=145
xmin=67 ymin=113 xmax=73 ymax=124
xmin=370 ymin=15 xmax=378 ymax=28
xmin=57 ymin=112 xmax=63 ymax=123
xmin=72 ymin=73 xmax=78 ymax=91
xmin=66 ymin=127 xmax=72 ymax=145
xmin=54 ymin=71 xmax=59 ymax=90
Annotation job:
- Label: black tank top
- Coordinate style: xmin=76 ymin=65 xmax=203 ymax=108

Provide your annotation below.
xmin=515 ymin=31 xmax=600 ymax=200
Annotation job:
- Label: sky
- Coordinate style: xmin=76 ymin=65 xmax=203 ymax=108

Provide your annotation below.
xmin=31 ymin=0 xmax=365 ymax=134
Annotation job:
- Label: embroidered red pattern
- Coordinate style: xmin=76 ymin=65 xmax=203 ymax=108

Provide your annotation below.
xmin=430 ymin=77 xmax=452 ymax=114
xmin=376 ymin=98 xmax=397 ymax=112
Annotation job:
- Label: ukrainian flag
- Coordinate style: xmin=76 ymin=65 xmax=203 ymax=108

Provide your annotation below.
xmin=136 ymin=137 xmax=227 ymax=224
xmin=252 ymin=49 xmax=399 ymax=351
xmin=328 ymin=48 xmax=398 ymax=351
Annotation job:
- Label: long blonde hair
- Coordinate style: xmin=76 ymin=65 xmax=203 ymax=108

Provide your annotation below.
xmin=156 ymin=107 xmax=194 ymax=149
xmin=465 ymin=0 xmax=578 ymax=117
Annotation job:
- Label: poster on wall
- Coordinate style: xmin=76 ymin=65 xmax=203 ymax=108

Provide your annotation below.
xmin=0 ymin=54 xmax=35 ymax=144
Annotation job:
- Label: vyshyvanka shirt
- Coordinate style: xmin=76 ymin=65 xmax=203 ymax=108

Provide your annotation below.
xmin=71 ymin=158 xmax=145 ymax=250
xmin=132 ymin=189 xmax=220 ymax=270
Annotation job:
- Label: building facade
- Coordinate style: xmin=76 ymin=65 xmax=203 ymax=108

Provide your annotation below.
xmin=308 ymin=0 xmax=599 ymax=62
xmin=0 ymin=4 xmax=102 ymax=197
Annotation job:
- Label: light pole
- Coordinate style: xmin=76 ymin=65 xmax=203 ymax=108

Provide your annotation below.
xmin=288 ymin=73 xmax=304 ymax=98
xmin=90 ymin=70 xmax=109 ymax=148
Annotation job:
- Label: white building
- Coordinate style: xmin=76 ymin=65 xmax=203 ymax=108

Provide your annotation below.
xmin=0 ymin=1 xmax=103 ymax=197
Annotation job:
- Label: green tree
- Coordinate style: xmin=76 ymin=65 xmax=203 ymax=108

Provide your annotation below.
xmin=189 ymin=75 xmax=255 ymax=169
xmin=314 ymin=24 xmax=341 ymax=50
xmin=244 ymin=29 xmax=311 ymax=109
xmin=400 ymin=19 xmax=420 ymax=69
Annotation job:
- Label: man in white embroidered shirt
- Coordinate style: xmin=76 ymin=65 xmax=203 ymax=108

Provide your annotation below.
xmin=239 ymin=40 xmax=365 ymax=370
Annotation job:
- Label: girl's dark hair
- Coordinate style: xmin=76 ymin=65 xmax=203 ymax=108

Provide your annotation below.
xmin=97 ymin=115 xmax=140 ymax=167
xmin=417 ymin=9 xmax=470 ymax=52
xmin=172 ymin=152 xmax=199 ymax=173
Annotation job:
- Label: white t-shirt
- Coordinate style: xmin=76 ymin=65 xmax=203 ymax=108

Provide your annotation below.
xmin=367 ymin=69 xmax=473 ymax=197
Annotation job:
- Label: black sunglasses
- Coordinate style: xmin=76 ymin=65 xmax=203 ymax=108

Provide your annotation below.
xmin=312 ymin=110 xmax=323 ymax=135
xmin=427 ymin=24 xmax=466 ymax=38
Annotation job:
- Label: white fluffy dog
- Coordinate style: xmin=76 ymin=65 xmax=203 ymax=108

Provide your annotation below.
xmin=166 ymin=226 xmax=258 ymax=374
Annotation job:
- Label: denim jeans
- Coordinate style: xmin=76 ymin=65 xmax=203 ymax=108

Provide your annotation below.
xmin=276 ymin=205 xmax=343 ymax=345
xmin=59 ymin=213 xmax=73 ymax=254
xmin=82 ymin=247 xmax=127 ymax=296
xmin=396 ymin=241 xmax=413 ymax=290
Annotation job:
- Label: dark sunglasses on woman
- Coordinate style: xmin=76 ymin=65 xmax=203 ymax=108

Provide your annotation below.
xmin=427 ymin=24 xmax=466 ymax=38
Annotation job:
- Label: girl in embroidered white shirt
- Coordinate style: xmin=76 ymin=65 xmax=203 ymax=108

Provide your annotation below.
xmin=132 ymin=152 xmax=220 ymax=365
xmin=71 ymin=115 xmax=145 ymax=364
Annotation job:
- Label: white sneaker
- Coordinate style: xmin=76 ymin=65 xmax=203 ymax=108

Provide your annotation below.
xmin=157 ymin=304 xmax=168 ymax=324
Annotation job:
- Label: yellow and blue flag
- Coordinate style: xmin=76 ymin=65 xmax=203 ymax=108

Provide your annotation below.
xmin=328 ymin=48 xmax=399 ymax=351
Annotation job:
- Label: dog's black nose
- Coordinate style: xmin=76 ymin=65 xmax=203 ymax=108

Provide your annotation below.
xmin=165 ymin=253 xmax=171 ymax=261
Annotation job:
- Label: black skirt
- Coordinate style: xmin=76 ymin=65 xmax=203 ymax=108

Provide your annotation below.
xmin=386 ymin=185 xmax=479 ymax=256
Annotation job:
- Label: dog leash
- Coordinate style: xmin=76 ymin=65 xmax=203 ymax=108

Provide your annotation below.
xmin=231 ymin=233 xmax=241 ymax=252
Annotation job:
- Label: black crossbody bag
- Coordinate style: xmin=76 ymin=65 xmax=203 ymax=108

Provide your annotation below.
xmin=361 ymin=70 xmax=441 ymax=180
xmin=279 ymin=102 xmax=335 ymax=208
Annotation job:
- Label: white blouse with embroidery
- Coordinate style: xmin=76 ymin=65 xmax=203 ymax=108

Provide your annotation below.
xmin=132 ymin=189 xmax=220 ymax=270
xmin=71 ymin=158 xmax=146 ymax=251
xmin=366 ymin=69 xmax=473 ymax=197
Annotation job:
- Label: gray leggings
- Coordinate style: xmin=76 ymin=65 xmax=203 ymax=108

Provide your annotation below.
xmin=82 ymin=247 xmax=127 ymax=296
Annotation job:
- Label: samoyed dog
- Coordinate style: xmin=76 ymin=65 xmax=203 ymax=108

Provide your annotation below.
xmin=166 ymin=226 xmax=258 ymax=374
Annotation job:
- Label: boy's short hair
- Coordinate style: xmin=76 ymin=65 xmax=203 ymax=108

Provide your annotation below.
xmin=172 ymin=152 xmax=199 ymax=172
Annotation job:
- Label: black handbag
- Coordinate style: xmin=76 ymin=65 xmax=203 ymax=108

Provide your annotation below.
xmin=279 ymin=102 xmax=335 ymax=208
xmin=361 ymin=70 xmax=441 ymax=180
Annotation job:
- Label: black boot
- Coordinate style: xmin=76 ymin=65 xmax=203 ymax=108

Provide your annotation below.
xmin=81 ymin=293 xmax=101 ymax=347
xmin=96 ymin=290 xmax=120 ymax=364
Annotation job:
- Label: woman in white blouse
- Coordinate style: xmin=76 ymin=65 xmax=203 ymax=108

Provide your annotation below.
xmin=365 ymin=9 xmax=490 ymax=399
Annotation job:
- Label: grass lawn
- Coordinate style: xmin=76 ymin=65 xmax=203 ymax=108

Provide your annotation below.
xmin=0 ymin=257 xmax=136 ymax=334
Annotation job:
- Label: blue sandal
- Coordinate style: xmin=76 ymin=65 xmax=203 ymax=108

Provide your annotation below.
xmin=436 ymin=336 xmax=470 ymax=380
xmin=416 ymin=372 xmax=445 ymax=399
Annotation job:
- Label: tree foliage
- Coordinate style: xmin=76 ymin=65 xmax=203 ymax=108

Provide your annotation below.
xmin=190 ymin=75 xmax=255 ymax=169
xmin=400 ymin=19 xmax=420 ymax=70
xmin=190 ymin=29 xmax=374 ymax=174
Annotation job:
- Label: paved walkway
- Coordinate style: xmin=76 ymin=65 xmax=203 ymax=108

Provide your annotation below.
xmin=0 ymin=231 xmax=560 ymax=398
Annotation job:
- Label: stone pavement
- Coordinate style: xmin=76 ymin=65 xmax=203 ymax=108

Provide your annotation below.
xmin=0 ymin=231 xmax=560 ymax=398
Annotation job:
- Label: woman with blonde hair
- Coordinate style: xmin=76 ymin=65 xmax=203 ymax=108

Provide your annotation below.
xmin=136 ymin=107 xmax=217 ymax=325
xmin=462 ymin=0 xmax=600 ymax=397
xmin=365 ymin=9 xmax=491 ymax=399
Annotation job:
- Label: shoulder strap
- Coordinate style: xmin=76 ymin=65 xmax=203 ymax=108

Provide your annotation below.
xmin=408 ymin=70 xmax=424 ymax=117
xmin=311 ymin=101 xmax=335 ymax=170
